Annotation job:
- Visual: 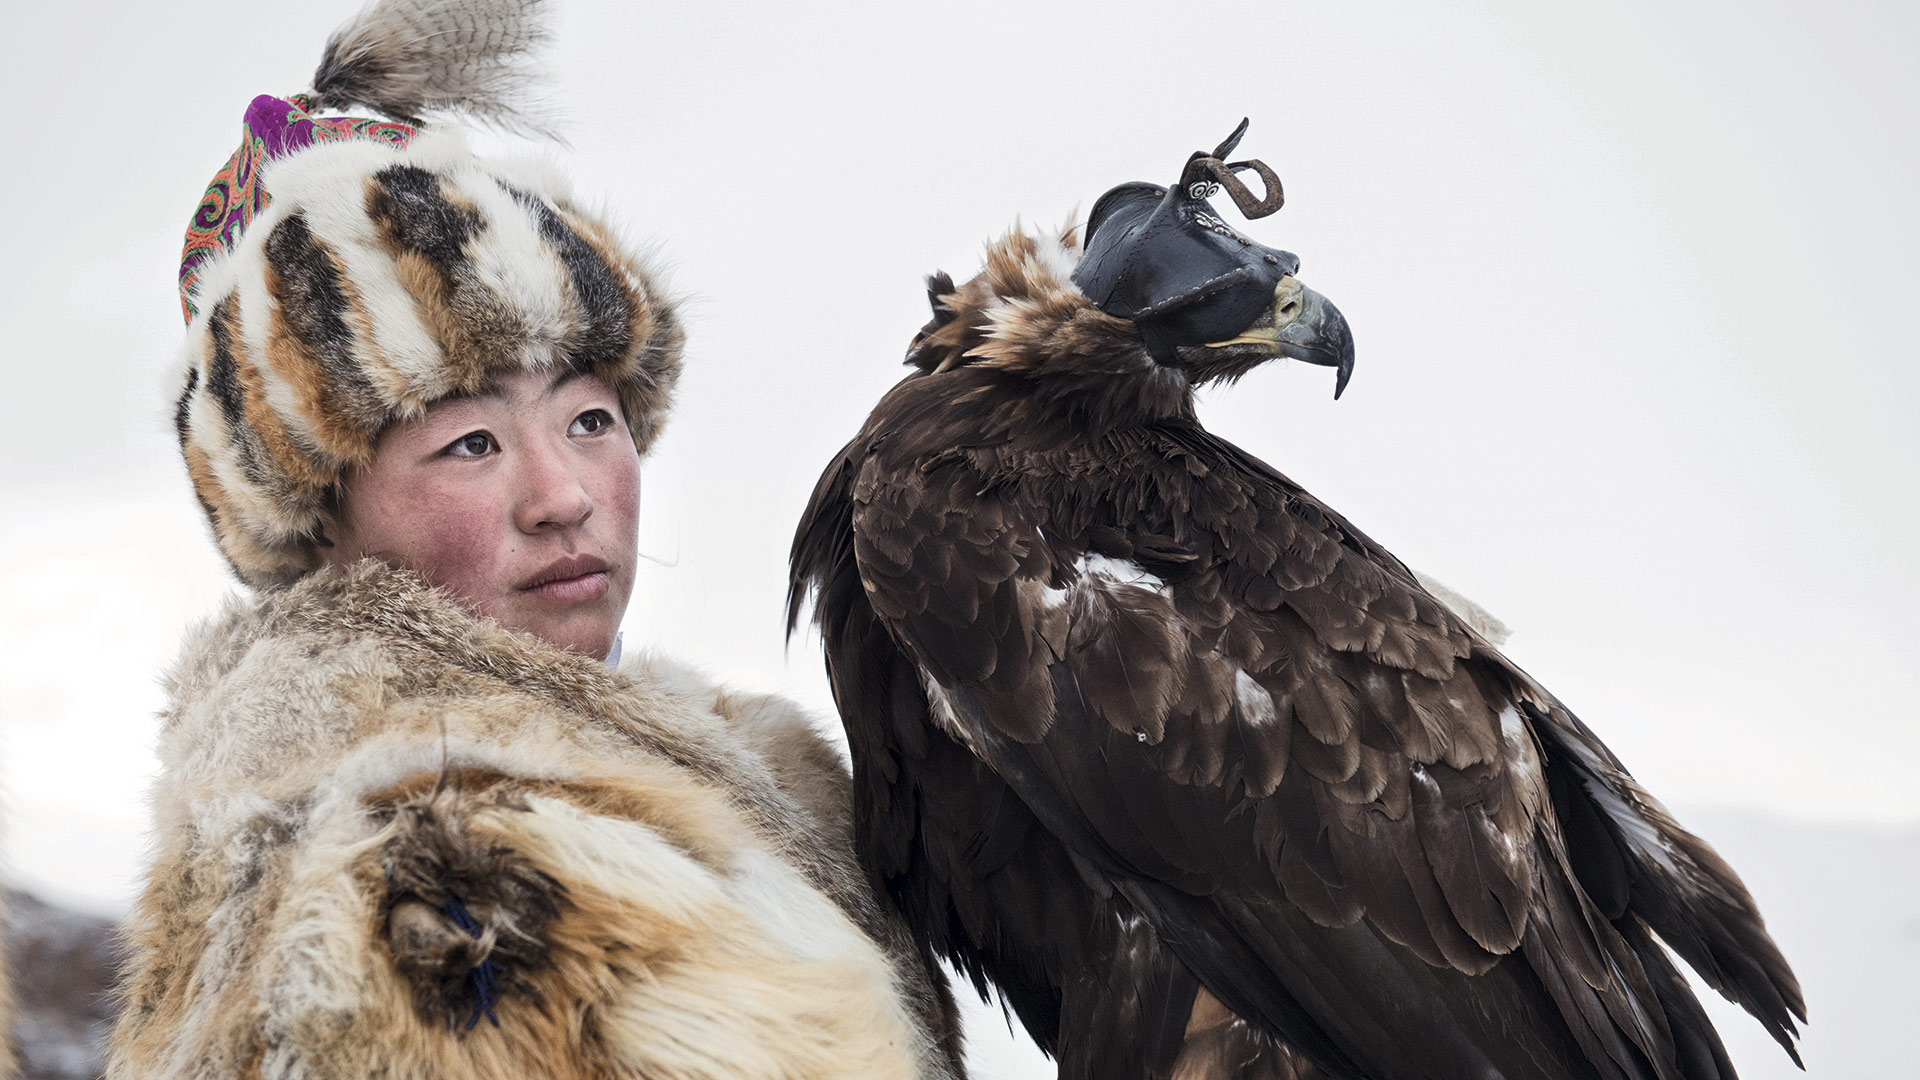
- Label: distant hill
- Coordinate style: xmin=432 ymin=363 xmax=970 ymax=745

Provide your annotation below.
xmin=6 ymin=889 xmax=113 ymax=1080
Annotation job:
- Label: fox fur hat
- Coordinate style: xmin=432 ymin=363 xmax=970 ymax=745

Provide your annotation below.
xmin=174 ymin=0 xmax=682 ymax=587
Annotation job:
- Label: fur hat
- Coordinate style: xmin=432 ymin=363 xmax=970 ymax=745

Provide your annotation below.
xmin=174 ymin=0 xmax=682 ymax=588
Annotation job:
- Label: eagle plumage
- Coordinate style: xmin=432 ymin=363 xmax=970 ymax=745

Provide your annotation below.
xmin=788 ymin=226 xmax=1803 ymax=1080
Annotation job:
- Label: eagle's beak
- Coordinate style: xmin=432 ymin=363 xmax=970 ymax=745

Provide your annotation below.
xmin=1205 ymin=277 xmax=1356 ymax=399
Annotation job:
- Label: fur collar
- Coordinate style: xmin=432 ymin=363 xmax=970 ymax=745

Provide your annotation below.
xmin=161 ymin=559 xmax=817 ymax=854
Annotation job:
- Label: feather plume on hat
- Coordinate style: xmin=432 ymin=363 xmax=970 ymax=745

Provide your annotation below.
xmin=309 ymin=0 xmax=558 ymax=135
xmin=174 ymin=0 xmax=680 ymax=588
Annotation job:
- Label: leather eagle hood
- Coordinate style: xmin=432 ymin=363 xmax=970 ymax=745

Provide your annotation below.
xmin=1072 ymin=119 xmax=1352 ymax=389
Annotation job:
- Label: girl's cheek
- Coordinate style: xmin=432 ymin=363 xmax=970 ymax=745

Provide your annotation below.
xmin=391 ymin=483 xmax=511 ymax=599
xmin=608 ymin=457 xmax=642 ymax=523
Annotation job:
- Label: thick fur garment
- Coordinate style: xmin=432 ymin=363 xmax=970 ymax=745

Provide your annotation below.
xmin=110 ymin=561 xmax=962 ymax=1080
xmin=175 ymin=128 xmax=683 ymax=587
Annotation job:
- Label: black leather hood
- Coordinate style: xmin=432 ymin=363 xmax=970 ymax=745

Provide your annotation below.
xmin=1072 ymin=120 xmax=1299 ymax=362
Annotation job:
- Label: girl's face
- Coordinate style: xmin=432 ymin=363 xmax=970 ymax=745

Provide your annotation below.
xmin=324 ymin=367 xmax=642 ymax=659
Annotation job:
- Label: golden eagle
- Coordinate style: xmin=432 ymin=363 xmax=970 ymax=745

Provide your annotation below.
xmin=789 ymin=123 xmax=1802 ymax=1080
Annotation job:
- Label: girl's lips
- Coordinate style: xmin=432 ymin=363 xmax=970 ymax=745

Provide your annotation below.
xmin=522 ymin=570 xmax=611 ymax=605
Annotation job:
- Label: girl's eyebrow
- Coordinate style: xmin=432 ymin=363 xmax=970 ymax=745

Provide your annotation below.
xmin=542 ymin=369 xmax=589 ymax=399
xmin=440 ymin=368 xmax=589 ymax=406
xmin=436 ymin=383 xmax=505 ymax=406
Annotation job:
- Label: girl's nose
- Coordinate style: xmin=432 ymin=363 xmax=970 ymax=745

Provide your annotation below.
xmin=514 ymin=437 xmax=593 ymax=533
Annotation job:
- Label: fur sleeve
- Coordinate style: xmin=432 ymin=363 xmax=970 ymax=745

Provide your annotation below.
xmin=716 ymin=689 xmax=858 ymax=847
xmin=713 ymin=690 xmax=970 ymax=1080
xmin=635 ymin=656 xmax=968 ymax=1080
xmin=617 ymin=654 xmax=853 ymax=843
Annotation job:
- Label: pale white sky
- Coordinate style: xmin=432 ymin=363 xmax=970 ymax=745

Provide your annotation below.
xmin=1 ymin=2 xmax=1914 ymax=1076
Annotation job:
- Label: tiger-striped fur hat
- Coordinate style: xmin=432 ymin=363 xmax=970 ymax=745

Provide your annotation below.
xmin=174 ymin=0 xmax=682 ymax=588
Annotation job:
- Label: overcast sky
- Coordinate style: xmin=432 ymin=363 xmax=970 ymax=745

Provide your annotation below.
xmin=1 ymin=1 xmax=1913 ymax=1076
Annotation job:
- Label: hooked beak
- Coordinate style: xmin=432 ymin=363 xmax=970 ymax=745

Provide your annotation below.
xmin=1205 ymin=277 xmax=1356 ymax=398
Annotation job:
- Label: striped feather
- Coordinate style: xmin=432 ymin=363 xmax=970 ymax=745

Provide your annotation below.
xmin=311 ymin=0 xmax=558 ymax=136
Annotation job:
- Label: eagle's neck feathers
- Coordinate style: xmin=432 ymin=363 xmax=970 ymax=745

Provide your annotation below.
xmin=901 ymin=227 xmax=1196 ymax=433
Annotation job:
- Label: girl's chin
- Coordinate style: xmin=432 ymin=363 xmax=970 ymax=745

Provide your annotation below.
xmin=538 ymin=620 xmax=618 ymax=659
xmin=483 ymin=601 xmax=620 ymax=661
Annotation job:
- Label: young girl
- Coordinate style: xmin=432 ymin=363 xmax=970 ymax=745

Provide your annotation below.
xmin=109 ymin=2 xmax=962 ymax=1077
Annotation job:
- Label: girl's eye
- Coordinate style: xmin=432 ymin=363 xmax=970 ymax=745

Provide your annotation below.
xmin=570 ymin=408 xmax=616 ymax=436
xmin=446 ymin=431 xmax=499 ymax=458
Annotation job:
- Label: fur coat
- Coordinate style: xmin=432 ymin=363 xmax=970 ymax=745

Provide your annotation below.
xmin=109 ymin=561 xmax=964 ymax=1080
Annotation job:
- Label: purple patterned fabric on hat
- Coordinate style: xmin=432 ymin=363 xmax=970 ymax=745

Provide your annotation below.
xmin=177 ymin=93 xmax=417 ymax=323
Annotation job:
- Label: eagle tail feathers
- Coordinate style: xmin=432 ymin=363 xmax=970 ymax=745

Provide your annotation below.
xmin=1526 ymin=701 xmax=1806 ymax=1065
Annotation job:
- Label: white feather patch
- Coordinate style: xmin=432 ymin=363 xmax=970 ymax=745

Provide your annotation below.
xmin=1412 ymin=569 xmax=1512 ymax=646
xmin=1076 ymin=554 xmax=1172 ymax=597
xmin=1234 ymin=670 xmax=1279 ymax=728
xmin=1497 ymin=704 xmax=1538 ymax=783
